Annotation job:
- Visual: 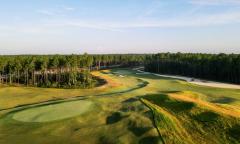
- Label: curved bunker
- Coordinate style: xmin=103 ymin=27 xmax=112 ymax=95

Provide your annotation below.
xmin=12 ymin=100 xmax=93 ymax=122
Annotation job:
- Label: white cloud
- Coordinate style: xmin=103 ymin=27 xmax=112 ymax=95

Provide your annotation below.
xmin=62 ymin=6 xmax=75 ymax=11
xmin=36 ymin=6 xmax=75 ymax=17
xmin=139 ymin=0 xmax=163 ymax=18
xmin=190 ymin=0 xmax=240 ymax=6
xmin=37 ymin=10 xmax=57 ymax=16
xmin=4 ymin=6 xmax=240 ymax=34
xmin=45 ymin=10 xmax=240 ymax=30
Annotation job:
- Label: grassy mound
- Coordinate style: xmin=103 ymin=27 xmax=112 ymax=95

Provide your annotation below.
xmin=12 ymin=100 xmax=93 ymax=122
xmin=141 ymin=91 xmax=240 ymax=144
xmin=141 ymin=99 xmax=193 ymax=144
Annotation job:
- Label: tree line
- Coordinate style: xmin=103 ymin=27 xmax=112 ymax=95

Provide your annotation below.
xmin=145 ymin=53 xmax=240 ymax=84
xmin=0 ymin=54 xmax=145 ymax=88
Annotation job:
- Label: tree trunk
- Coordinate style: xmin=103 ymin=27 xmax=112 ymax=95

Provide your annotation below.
xmin=98 ymin=61 xmax=101 ymax=70
xmin=45 ymin=69 xmax=48 ymax=83
xmin=26 ymin=70 xmax=29 ymax=86
xmin=24 ymin=70 xmax=27 ymax=85
xmin=9 ymin=73 xmax=12 ymax=85
xmin=32 ymin=71 xmax=35 ymax=85
xmin=17 ymin=70 xmax=20 ymax=84
xmin=6 ymin=75 xmax=8 ymax=85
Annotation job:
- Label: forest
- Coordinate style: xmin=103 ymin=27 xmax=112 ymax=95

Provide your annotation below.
xmin=1 ymin=53 xmax=240 ymax=88
xmin=0 ymin=54 xmax=145 ymax=88
xmin=145 ymin=53 xmax=240 ymax=84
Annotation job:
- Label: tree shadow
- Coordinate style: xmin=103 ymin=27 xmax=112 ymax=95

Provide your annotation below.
xmin=133 ymin=73 xmax=177 ymax=80
xmin=96 ymin=79 xmax=149 ymax=97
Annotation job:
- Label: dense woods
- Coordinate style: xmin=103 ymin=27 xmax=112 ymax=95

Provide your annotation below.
xmin=0 ymin=54 xmax=145 ymax=88
xmin=2 ymin=52 xmax=239 ymax=87
xmin=145 ymin=53 xmax=240 ymax=84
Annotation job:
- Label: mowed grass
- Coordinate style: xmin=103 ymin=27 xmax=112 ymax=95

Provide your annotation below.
xmin=113 ymin=68 xmax=240 ymax=143
xmin=0 ymin=70 xmax=141 ymax=110
xmin=116 ymin=68 xmax=240 ymax=106
xmin=12 ymin=100 xmax=93 ymax=122
xmin=0 ymin=69 xmax=159 ymax=144
xmin=0 ymin=68 xmax=240 ymax=144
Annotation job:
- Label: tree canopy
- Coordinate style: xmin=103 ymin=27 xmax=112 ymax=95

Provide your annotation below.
xmin=145 ymin=53 xmax=240 ymax=84
xmin=0 ymin=54 xmax=145 ymax=88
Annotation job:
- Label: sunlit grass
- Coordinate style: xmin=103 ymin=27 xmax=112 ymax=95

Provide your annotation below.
xmin=0 ymin=68 xmax=240 ymax=144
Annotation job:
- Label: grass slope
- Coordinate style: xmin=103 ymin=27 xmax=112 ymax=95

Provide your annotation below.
xmin=0 ymin=68 xmax=240 ymax=144
xmin=142 ymin=92 xmax=240 ymax=144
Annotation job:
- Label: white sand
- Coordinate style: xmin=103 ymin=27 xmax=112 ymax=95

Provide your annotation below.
xmin=136 ymin=69 xmax=240 ymax=89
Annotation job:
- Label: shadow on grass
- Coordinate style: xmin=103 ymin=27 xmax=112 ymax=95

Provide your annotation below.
xmin=106 ymin=112 xmax=128 ymax=124
xmin=133 ymin=73 xmax=178 ymax=80
xmin=120 ymin=98 xmax=146 ymax=112
xmin=141 ymin=94 xmax=196 ymax=113
xmin=96 ymin=79 xmax=149 ymax=97
xmin=127 ymin=120 xmax=152 ymax=136
xmin=194 ymin=111 xmax=220 ymax=123
xmin=122 ymin=98 xmax=138 ymax=103
xmin=99 ymin=135 xmax=120 ymax=144
xmin=227 ymin=124 xmax=240 ymax=142
xmin=139 ymin=136 xmax=162 ymax=144
xmin=159 ymin=91 xmax=181 ymax=94
xmin=211 ymin=97 xmax=237 ymax=104
xmin=1 ymin=77 xmax=148 ymax=115
xmin=4 ymin=97 xmax=88 ymax=116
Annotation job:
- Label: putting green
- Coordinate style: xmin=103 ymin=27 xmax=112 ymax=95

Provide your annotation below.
xmin=12 ymin=100 xmax=93 ymax=122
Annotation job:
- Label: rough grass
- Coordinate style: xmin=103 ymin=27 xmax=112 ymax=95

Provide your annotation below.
xmin=142 ymin=92 xmax=240 ymax=144
xmin=141 ymin=99 xmax=193 ymax=144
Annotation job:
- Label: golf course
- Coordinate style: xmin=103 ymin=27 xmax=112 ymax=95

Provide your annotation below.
xmin=2 ymin=0 xmax=240 ymax=143
xmin=0 ymin=68 xmax=240 ymax=144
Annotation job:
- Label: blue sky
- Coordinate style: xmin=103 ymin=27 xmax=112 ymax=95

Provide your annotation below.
xmin=0 ymin=0 xmax=240 ymax=54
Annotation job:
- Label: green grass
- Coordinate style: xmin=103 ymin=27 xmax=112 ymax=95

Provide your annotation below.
xmin=141 ymin=93 xmax=240 ymax=144
xmin=0 ymin=70 xmax=142 ymax=110
xmin=0 ymin=68 xmax=240 ymax=144
xmin=12 ymin=100 xmax=94 ymax=122
xmin=141 ymin=98 xmax=193 ymax=144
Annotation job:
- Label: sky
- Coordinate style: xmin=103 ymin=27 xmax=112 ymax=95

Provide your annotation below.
xmin=0 ymin=0 xmax=240 ymax=54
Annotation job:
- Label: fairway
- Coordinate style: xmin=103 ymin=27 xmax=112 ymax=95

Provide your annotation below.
xmin=0 ymin=68 xmax=240 ymax=144
xmin=12 ymin=100 xmax=93 ymax=122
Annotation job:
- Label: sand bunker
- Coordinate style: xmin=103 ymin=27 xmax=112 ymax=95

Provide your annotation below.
xmin=12 ymin=100 xmax=93 ymax=122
